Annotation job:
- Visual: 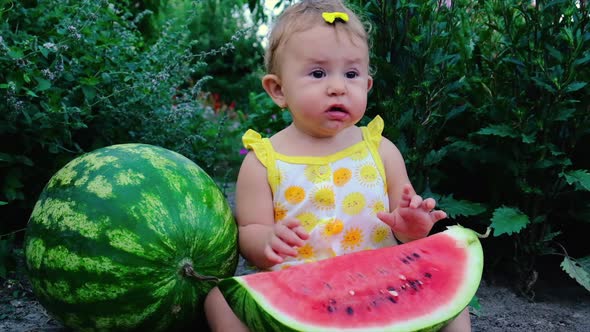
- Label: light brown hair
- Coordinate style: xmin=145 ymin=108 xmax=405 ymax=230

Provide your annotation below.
xmin=265 ymin=0 xmax=370 ymax=75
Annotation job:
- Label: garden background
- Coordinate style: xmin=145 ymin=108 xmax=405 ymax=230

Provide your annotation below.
xmin=1 ymin=0 xmax=589 ymax=320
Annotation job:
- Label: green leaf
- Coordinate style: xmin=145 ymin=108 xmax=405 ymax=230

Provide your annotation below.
xmin=40 ymin=47 xmax=49 ymax=58
xmin=82 ymin=85 xmax=97 ymax=100
xmin=424 ymin=149 xmax=446 ymax=166
xmin=445 ymin=104 xmax=468 ymax=121
xmin=542 ymin=230 xmax=560 ymax=241
xmin=80 ymin=76 xmax=100 ymax=86
xmin=564 ymin=82 xmax=587 ymax=93
xmin=0 ymin=201 xmax=7 ymax=206
xmin=0 ymin=152 xmax=14 ymax=162
xmin=490 ymin=206 xmax=530 ymax=236
xmin=439 ymin=195 xmax=486 ymax=218
xmin=532 ymin=77 xmax=556 ymax=93
xmin=468 ymin=295 xmax=481 ymax=312
xmin=545 ymin=44 xmax=563 ymax=62
xmin=476 ymin=124 xmax=518 ymax=138
xmin=561 ymin=169 xmax=590 ymax=191
xmin=448 ymin=140 xmax=479 ymax=152
xmin=7 ymin=48 xmax=24 ymax=59
xmin=573 ymin=54 xmax=590 ymax=66
xmin=579 ymin=257 xmax=590 ymax=271
xmin=560 ymin=256 xmax=590 ymax=292
xmin=554 ymin=108 xmax=576 ymax=121
xmin=521 ymin=133 xmax=535 ymax=144
xmin=35 ymin=77 xmax=52 ymax=91
xmin=502 ymin=57 xmax=524 ymax=67
xmin=24 ymin=88 xmax=39 ymax=98
xmin=533 ymin=215 xmax=546 ymax=224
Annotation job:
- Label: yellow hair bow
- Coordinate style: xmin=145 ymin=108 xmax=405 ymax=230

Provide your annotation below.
xmin=322 ymin=12 xmax=349 ymax=24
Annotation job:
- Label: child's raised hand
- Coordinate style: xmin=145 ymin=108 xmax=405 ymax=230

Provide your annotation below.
xmin=264 ymin=218 xmax=309 ymax=264
xmin=377 ymin=184 xmax=447 ymax=243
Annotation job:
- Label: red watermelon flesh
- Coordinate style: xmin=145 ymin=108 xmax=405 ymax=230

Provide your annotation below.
xmin=219 ymin=225 xmax=483 ymax=332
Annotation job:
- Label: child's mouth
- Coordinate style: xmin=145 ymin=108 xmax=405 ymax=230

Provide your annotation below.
xmin=325 ymin=105 xmax=349 ymax=120
xmin=327 ymin=106 xmax=347 ymax=113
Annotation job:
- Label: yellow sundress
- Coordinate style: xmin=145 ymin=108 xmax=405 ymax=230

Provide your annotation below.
xmin=242 ymin=116 xmax=396 ymax=270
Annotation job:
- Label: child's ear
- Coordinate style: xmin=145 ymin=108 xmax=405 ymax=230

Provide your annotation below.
xmin=367 ymin=75 xmax=373 ymax=92
xmin=262 ymin=74 xmax=287 ymax=108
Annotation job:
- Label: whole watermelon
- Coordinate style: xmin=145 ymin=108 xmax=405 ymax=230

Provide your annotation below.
xmin=24 ymin=143 xmax=238 ymax=331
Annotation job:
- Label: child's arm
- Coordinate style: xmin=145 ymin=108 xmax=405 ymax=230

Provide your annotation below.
xmin=376 ymin=137 xmax=447 ymax=243
xmin=235 ymin=152 xmax=309 ymax=269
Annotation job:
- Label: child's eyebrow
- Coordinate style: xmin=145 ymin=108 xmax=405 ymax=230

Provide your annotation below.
xmin=303 ymin=56 xmax=365 ymax=65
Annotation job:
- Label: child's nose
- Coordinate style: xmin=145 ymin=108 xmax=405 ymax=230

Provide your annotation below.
xmin=327 ymin=76 xmax=346 ymax=96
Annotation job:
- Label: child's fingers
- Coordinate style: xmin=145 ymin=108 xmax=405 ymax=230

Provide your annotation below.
xmin=275 ymin=224 xmax=306 ymax=247
xmin=269 ymin=235 xmax=298 ymax=257
xmin=281 ymin=218 xmax=301 ymax=229
xmin=281 ymin=218 xmax=309 ymax=240
xmin=409 ymin=194 xmax=423 ymax=208
xmin=421 ymin=198 xmax=436 ymax=211
xmin=292 ymin=225 xmax=310 ymax=240
xmin=264 ymin=245 xmax=284 ymax=264
xmin=430 ymin=210 xmax=447 ymax=222
xmin=377 ymin=211 xmax=396 ymax=229
xmin=402 ymin=183 xmax=413 ymax=195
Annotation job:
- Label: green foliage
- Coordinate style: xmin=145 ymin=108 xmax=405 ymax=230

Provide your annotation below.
xmin=490 ymin=207 xmax=530 ymax=237
xmin=0 ymin=0 xmax=259 ymax=277
xmin=437 ymin=194 xmax=486 ymax=219
xmin=152 ymin=0 xmax=265 ymax=106
xmin=242 ymin=92 xmax=292 ymax=137
xmin=468 ymin=295 xmax=481 ymax=314
xmin=561 ymin=256 xmax=590 ymax=292
xmin=562 ymin=169 xmax=590 ymax=191
xmin=354 ymin=0 xmax=590 ymax=290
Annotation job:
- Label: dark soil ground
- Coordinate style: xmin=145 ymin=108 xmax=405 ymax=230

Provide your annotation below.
xmin=1 ymin=257 xmax=589 ymax=332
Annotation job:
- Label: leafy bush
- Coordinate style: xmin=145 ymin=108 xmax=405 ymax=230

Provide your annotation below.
xmin=0 ymin=0 xmax=260 ymax=275
xmin=356 ymin=0 xmax=590 ymax=293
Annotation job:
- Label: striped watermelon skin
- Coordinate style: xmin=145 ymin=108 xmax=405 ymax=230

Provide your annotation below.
xmin=24 ymin=143 xmax=238 ymax=331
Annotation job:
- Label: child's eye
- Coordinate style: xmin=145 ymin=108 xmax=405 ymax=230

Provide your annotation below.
xmin=310 ymin=70 xmax=325 ymax=78
xmin=346 ymin=71 xmax=359 ymax=79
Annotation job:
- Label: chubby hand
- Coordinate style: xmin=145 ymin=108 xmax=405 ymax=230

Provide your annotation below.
xmin=264 ymin=218 xmax=309 ymax=264
xmin=377 ymin=184 xmax=447 ymax=242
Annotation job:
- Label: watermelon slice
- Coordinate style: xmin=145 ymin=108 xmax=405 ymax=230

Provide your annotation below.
xmin=219 ymin=225 xmax=483 ymax=332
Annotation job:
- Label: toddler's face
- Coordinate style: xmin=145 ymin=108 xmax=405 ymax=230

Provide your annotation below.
xmin=277 ymin=25 xmax=372 ymax=138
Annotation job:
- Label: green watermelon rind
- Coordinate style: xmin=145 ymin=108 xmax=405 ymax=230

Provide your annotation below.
xmin=25 ymin=143 xmax=238 ymax=331
xmin=220 ymin=225 xmax=483 ymax=332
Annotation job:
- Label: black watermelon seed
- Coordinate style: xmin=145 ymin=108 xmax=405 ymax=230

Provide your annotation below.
xmin=387 ymin=286 xmax=396 ymax=291
xmin=329 ymin=299 xmax=337 ymax=305
xmin=412 ymin=252 xmax=420 ymax=258
xmin=388 ymin=296 xmax=397 ymax=303
xmin=402 ymin=259 xmax=409 ymax=264
xmin=424 ymin=272 xmax=432 ymax=279
xmin=410 ymin=281 xmax=418 ymax=291
xmin=406 ymin=255 xmax=414 ymax=261
xmin=346 ymin=307 xmax=354 ymax=315
xmin=327 ymin=305 xmax=335 ymax=313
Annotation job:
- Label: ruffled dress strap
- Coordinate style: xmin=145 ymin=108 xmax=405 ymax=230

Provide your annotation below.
xmin=361 ymin=116 xmax=387 ymax=187
xmin=242 ymin=129 xmax=280 ymax=194
xmin=363 ymin=115 xmax=384 ymax=149
xmin=242 ymin=129 xmax=273 ymax=168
